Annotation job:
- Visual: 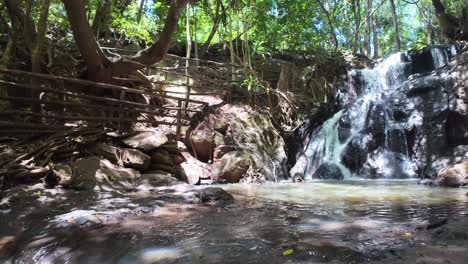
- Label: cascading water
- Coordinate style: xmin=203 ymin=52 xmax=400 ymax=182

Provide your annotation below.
xmin=301 ymin=52 xmax=431 ymax=180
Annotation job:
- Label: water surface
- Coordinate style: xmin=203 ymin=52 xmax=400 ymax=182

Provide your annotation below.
xmin=2 ymin=181 xmax=467 ymax=263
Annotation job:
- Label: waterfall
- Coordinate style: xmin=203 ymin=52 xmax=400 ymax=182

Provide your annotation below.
xmin=302 ymin=52 xmax=415 ymax=179
xmin=431 ymin=47 xmax=448 ymax=69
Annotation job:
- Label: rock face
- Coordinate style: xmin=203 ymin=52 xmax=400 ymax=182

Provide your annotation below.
xmin=432 ymin=160 xmax=468 ymax=187
xmin=189 ymin=104 xmax=288 ymax=183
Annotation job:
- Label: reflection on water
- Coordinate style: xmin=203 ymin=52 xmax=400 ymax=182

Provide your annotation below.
xmin=2 ymin=181 xmax=468 ymax=263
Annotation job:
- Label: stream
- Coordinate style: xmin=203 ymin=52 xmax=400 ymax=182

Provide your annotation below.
xmin=1 ymin=180 xmax=467 ymax=263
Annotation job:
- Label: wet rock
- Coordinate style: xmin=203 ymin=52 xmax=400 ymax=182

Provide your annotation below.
xmin=96 ymin=160 xmax=140 ymax=191
xmin=290 ymin=154 xmax=308 ymax=180
xmin=51 ymin=164 xmax=73 ymax=187
xmin=432 ymin=160 xmax=468 ymax=187
xmin=313 ymin=162 xmax=345 ymax=180
xmin=122 ymin=131 xmax=168 ymax=151
xmin=70 ymin=157 xmax=100 ymax=190
xmin=139 ymin=173 xmax=181 ymax=188
xmin=422 ymin=157 xmax=456 ymax=178
xmin=140 ymin=247 xmax=184 ymax=264
xmin=212 ymin=151 xmax=251 ymax=183
xmin=453 ymin=145 xmax=468 ymax=158
xmin=341 ymin=139 xmax=367 ymax=173
xmin=193 ymin=187 xmax=234 ymax=204
xmin=51 ymin=210 xmax=116 ymax=229
xmin=418 ymin=179 xmax=434 ymax=185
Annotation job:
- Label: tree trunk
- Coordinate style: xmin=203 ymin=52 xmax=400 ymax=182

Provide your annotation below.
xmin=227 ymin=0 xmax=236 ymax=82
xmin=92 ymin=0 xmax=114 ymax=39
xmin=62 ymin=0 xmax=189 ymax=82
xmin=364 ymin=0 xmax=371 ymax=56
xmin=62 ymin=0 xmax=111 ymax=81
xmin=199 ymin=0 xmax=221 ymax=58
xmin=130 ymin=0 xmax=190 ymax=66
xmin=136 ymin=0 xmax=146 ymax=24
xmin=372 ymin=14 xmax=379 ymax=58
xmin=31 ymin=0 xmax=51 ymax=112
xmin=193 ymin=4 xmax=198 ymax=61
xmin=431 ymin=0 xmax=465 ymax=40
xmin=316 ymin=0 xmax=338 ymax=51
xmin=389 ymin=0 xmax=401 ymax=51
xmin=32 ymin=0 xmax=51 ymax=74
xmin=352 ymin=0 xmax=361 ymax=53
xmin=3 ymin=0 xmax=36 ymax=52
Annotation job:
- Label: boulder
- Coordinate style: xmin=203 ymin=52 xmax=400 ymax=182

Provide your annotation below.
xmin=122 ymin=131 xmax=168 ymax=151
xmin=159 ymin=141 xmax=187 ymax=154
xmin=96 ymin=159 xmax=140 ymax=191
xmin=70 ymin=157 xmax=100 ymax=190
xmin=121 ymin=148 xmax=151 ymax=171
xmin=341 ymin=139 xmax=367 ymax=173
xmin=95 ymin=143 xmax=151 ymax=171
xmin=148 ymin=164 xmax=176 ymax=174
xmin=189 ymin=104 xmax=288 ymax=182
xmin=178 ymin=151 xmax=213 ymax=185
xmin=193 ymin=187 xmax=234 ymax=204
xmin=433 ymin=160 xmax=468 ymax=187
xmin=151 ymin=149 xmax=174 ymax=165
xmin=313 ymin=162 xmax=345 ymax=180
xmin=212 ymin=151 xmax=251 ymax=183
xmin=190 ymin=122 xmax=225 ymax=162
xmin=213 ymin=145 xmax=235 ymax=160
xmin=52 ymin=164 xmax=73 ymax=187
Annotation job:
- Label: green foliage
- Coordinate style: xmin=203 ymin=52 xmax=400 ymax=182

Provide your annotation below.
xmin=8 ymin=0 xmax=467 ymax=59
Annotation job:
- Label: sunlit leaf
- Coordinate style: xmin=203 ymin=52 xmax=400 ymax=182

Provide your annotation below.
xmin=282 ymin=248 xmax=294 ymax=256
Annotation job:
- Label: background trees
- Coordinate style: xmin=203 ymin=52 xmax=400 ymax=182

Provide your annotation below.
xmin=0 ymin=0 xmax=466 ymax=81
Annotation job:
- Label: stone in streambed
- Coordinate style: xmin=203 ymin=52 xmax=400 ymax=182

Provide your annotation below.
xmin=178 ymin=151 xmax=214 ymax=185
xmin=139 ymin=173 xmax=181 ymax=188
xmin=313 ymin=162 xmax=345 ymax=180
xmin=69 ymin=157 xmax=140 ymax=191
xmin=96 ymin=160 xmax=140 ymax=191
xmin=212 ymin=151 xmax=251 ymax=183
xmin=50 ymin=164 xmax=73 ymax=187
xmin=70 ymin=157 xmax=100 ymax=190
xmin=432 ymin=160 xmax=468 ymax=187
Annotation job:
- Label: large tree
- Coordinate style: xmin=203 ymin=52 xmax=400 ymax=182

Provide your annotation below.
xmin=389 ymin=0 xmax=401 ymax=51
xmin=62 ymin=0 xmax=190 ymax=82
xmin=431 ymin=0 xmax=468 ymax=40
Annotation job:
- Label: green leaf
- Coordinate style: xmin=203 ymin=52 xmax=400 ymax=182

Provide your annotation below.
xmin=282 ymin=248 xmax=294 ymax=256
